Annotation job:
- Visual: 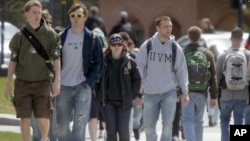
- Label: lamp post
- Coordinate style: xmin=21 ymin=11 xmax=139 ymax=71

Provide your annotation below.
xmin=0 ymin=0 xmax=5 ymax=66
xmin=230 ymin=0 xmax=244 ymax=28
xmin=237 ymin=0 xmax=243 ymax=28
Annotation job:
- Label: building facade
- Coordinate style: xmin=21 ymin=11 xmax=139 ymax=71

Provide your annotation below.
xmin=99 ymin=0 xmax=238 ymax=44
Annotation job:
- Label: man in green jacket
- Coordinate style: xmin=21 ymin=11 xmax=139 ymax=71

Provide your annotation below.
xmin=4 ymin=1 xmax=61 ymax=141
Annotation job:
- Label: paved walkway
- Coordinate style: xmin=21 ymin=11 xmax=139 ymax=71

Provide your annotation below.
xmin=0 ymin=112 xmax=221 ymax=141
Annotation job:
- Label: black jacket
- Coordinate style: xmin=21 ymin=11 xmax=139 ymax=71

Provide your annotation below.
xmin=98 ymin=54 xmax=141 ymax=108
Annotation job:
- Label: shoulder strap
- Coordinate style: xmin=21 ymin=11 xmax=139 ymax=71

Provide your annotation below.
xmin=172 ymin=42 xmax=177 ymax=72
xmin=146 ymin=38 xmax=152 ymax=56
xmin=22 ymin=27 xmax=50 ymax=60
xmin=145 ymin=38 xmax=152 ymax=69
xmin=21 ymin=27 xmax=55 ymax=81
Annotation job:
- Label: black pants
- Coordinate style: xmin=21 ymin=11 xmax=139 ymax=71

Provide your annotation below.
xmin=172 ymin=101 xmax=182 ymax=137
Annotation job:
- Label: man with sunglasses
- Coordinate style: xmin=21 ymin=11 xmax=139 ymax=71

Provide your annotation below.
xmin=56 ymin=2 xmax=103 ymax=141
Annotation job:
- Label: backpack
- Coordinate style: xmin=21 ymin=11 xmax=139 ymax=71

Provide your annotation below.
xmin=184 ymin=47 xmax=210 ymax=91
xmin=223 ymin=48 xmax=248 ymax=90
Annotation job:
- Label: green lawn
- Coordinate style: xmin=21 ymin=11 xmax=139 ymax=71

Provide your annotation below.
xmin=0 ymin=77 xmax=15 ymax=114
xmin=0 ymin=132 xmax=23 ymax=141
xmin=0 ymin=78 xmax=32 ymax=140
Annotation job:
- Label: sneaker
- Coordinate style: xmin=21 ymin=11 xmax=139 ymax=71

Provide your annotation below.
xmin=172 ymin=136 xmax=180 ymax=141
xmin=208 ymin=116 xmax=215 ymax=127
xmin=98 ymin=130 xmax=104 ymax=138
xmin=133 ymin=128 xmax=140 ymax=140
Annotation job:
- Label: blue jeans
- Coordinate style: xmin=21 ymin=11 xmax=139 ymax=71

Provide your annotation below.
xmin=245 ymin=105 xmax=250 ymax=125
xmin=220 ymin=100 xmax=247 ymax=141
xmin=103 ymin=102 xmax=131 ymax=141
xmin=133 ymin=97 xmax=143 ymax=129
xmin=182 ymin=92 xmax=206 ymax=141
xmin=143 ymin=90 xmax=177 ymax=141
xmin=31 ymin=113 xmax=41 ymax=141
xmin=56 ymin=84 xmax=91 ymax=141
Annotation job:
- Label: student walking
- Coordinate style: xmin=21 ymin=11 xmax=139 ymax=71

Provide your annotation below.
xmin=181 ymin=26 xmax=218 ymax=141
xmin=30 ymin=8 xmax=60 ymax=141
xmin=98 ymin=34 xmax=141 ymax=141
xmin=4 ymin=1 xmax=61 ymax=141
xmin=109 ymin=11 xmax=138 ymax=47
xmin=55 ymin=2 xmax=103 ymax=141
xmin=216 ymin=27 xmax=250 ymax=141
xmin=135 ymin=16 xmax=189 ymax=141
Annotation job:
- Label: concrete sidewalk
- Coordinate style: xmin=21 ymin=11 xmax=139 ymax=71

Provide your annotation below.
xmin=0 ymin=113 xmax=221 ymax=141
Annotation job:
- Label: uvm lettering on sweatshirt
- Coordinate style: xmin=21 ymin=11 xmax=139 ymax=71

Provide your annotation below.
xmin=149 ymin=52 xmax=173 ymax=62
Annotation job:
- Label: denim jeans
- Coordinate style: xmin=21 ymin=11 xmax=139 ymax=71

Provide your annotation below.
xmin=31 ymin=113 xmax=41 ymax=141
xmin=143 ymin=90 xmax=177 ymax=141
xmin=103 ymin=102 xmax=131 ymax=141
xmin=56 ymin=84 xmax=91 ymax=141
xmin=182 ymin=92 xmax=206 ymax=141
xmin=49 ymin=99 xmax=58 ymax=141
xmin=133 ymin=97 xmax=143 ymax=129
xmin=220 ymin=100 xmax=247 ymax=141
xmin=245 ymin=105 xmax=250 ymax=125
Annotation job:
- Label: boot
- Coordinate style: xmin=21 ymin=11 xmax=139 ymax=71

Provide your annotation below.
xmin=133 ymin=128 xmax=140 ymax=140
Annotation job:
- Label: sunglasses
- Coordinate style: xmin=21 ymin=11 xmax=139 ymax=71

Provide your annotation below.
xmin=70 ymin=13 xmax=85 ymax=18
xmin=110 ymin=43 xmax=123 ymax=47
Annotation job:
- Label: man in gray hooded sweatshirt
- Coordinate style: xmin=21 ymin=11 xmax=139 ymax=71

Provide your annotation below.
xmin=135 ymin=15 xmax=189 ymax=141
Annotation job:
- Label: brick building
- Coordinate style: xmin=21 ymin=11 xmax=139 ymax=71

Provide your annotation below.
xmin=99 ymin=0 xmax=238 ymax=45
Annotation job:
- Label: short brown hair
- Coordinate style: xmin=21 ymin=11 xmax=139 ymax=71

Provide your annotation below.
xmin=42 ymin=9 xmax=52 ymax=23
xmin=188 ymin=26 xmax=202 ymax=42
xmin=155 ymin=16 xmax=171 ymax=26
xmin=119 ymin=32 xmax=131 ymax=42
xmin=68 ymin=2 xmax=88 ymax=17
xmin=231 ymin=27 xmax=243 ymax=39
xmin=24 ymin=0 xmax=42 ymax=12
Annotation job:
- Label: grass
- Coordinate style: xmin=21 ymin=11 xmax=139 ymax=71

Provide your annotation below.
xmin=0 ymin=77 xmax=33 ymax=140
xmin=0 ymin=132 xmax=23 ymax=141
xmin=0 ymin=77 xmax=15 ymax=114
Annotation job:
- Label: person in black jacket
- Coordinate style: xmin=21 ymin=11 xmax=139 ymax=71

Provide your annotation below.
xmin=109 ymin=11 xmax=138 ymax=47
xmin=99 ymin=34 xmax=141 ymax=141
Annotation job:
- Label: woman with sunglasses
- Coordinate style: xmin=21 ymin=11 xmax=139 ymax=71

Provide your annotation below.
xmin=98 ymin=34 xmax=141 ymax=141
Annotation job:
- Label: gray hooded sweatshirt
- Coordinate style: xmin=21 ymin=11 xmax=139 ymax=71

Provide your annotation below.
xmin=135 ymin=32 xmax=188 ymax=95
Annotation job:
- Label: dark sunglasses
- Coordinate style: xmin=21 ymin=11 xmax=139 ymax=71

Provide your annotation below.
xmin=110 ymin=43 xmax=123 ymax=47
xmin=70 ymin=13 xmax=85 ymax=18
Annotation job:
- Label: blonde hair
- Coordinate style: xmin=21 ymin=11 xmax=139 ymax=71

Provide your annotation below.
xmin=24 ymin=0 xmax=42 ymax=12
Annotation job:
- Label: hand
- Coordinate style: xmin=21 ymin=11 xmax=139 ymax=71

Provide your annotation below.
xmin=5 ymin=84 xmax=12 ymax=100
xmin=181 ymin=94 xmax=190 ymax=107
xmin=52 ymin=79 xmax=60 ymax=97
xmin=210 ymin=99 xmax=217 ymax=108
xmin=83 ymin=82 xmax=89 ymax=89
xmin=136 ymin=98 xmax=143 ymax=108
